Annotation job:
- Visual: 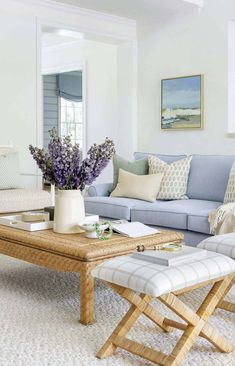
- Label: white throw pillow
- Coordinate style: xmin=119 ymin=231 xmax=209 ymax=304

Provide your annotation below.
xmin=224 ymin=162 xmax=235 ymax=203
xmin=110 ymin=169 xmax=163 ymax=202
xmin=148 ymin=155 xmax=192 ymax=200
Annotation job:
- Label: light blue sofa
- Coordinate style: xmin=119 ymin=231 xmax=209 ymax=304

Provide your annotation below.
xmin=85 ymin=153 xmax=235 ymax=246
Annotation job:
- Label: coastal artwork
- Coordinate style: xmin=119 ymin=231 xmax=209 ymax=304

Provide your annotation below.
xmin=161 ymin=75 xmax=203 ymax=130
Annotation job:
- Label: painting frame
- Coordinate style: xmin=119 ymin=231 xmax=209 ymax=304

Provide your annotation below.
xmin=161 ymin=74 xmax=204 ymax=131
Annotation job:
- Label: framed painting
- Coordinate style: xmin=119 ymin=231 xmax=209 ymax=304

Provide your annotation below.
xmin=161 ymin=75 xmax=204 ymax=130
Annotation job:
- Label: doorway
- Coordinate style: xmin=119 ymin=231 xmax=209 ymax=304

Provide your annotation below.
xmin=40 ymin=25 xmax=87 ymax=153
xmin=36 ymin=19 xmax=136 ymax=187
xmin=43 ymin=70 xmax=84 ymax=149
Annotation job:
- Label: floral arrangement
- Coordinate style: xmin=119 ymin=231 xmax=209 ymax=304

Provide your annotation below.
xmin=29 ymin=128 xmax=115 ymax=190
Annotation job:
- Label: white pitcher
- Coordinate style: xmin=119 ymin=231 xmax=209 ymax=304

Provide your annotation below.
xmin=53 ymin=190 xmax=85 ymax=234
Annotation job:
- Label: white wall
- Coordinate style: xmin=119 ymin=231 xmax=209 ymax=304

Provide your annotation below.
xmin=116 ymin=41 xmax=137 ymax=159
xmin=0 ymin=14 xmax=38 ymax=188
xmin=0 ymin=0 xmax=137 ymax=187
xmin=138 ymin=0 xmax=235 ymax=155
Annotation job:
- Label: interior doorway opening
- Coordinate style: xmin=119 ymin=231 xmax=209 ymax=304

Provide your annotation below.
xmin=43 ymin=70 xmax=84 ymax=149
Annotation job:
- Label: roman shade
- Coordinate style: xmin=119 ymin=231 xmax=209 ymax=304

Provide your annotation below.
xmin=57 ymin=72 xmax=82 ymax=102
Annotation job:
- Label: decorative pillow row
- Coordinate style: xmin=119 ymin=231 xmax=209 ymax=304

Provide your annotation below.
xmin=111 ymin=154 xmax=235 ymax=203
xmin=111 ymin=154 xmax=192 ymax=201
xmin=0 ymin=148 xmax=21 ymax=190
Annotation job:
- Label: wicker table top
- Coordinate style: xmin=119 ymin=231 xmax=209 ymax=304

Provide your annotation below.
xmin=0 ymin=225 xmax=183 ymax=262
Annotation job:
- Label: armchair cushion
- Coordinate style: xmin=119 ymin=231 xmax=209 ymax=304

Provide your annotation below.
xmin=0 ymin=148 xmax=21 ymax=189
xmin=0 ymin=189 xmax=51 ymax=213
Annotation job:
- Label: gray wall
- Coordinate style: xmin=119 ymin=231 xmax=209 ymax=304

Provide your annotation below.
xmin=43 ymin=74 xmax=58 ymax=148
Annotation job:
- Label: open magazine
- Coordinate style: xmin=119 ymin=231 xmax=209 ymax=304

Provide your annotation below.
xmin=112 ymin=221 xmax=160 ymax=238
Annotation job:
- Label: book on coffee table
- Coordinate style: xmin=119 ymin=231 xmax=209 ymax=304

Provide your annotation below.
xmin=112 ymin=221 xmax=160 ymax=238
xmin=132 ymin=245 xmax=207 ymax=266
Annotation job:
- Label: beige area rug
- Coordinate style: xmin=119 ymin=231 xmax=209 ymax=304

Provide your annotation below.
xmin=0 ymin=254 xmax=234 ymax=366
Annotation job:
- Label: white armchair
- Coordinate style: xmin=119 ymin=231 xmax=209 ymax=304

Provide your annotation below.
xmin=0 ymin=146 xmax=51 ymax=214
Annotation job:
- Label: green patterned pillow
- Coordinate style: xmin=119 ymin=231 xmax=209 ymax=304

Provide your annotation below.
xmin=148 ymin=155 xmax=192 ymax=200
xmin=111 ymin=155 xmax=149 ymax=192
xmin=224 ymin=162 xmax=235 ymax=203
xmin=0 ymin=149 xmax=21 ymax=189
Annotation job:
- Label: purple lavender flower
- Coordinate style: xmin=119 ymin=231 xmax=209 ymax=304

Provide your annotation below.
xmin=29 ymin=145 xmax=55 ymax=184
xmin=29 ymin=128 xmax=115 ymax=190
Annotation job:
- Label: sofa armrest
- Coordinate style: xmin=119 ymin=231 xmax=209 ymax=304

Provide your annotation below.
xmin=87 ymin=183 xmax=113 ymax=197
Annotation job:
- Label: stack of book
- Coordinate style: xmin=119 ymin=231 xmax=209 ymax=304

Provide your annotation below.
xmin=132 ymin=246 xmax=207 ymax=266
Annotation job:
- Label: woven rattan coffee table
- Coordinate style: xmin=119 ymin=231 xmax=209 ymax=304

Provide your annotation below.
xmin=0 ymin=226 xmax=183 ymax=325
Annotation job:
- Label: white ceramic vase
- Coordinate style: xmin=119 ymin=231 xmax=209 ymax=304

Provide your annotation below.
xmin=53 ymin=190 xmax=85 ymax=234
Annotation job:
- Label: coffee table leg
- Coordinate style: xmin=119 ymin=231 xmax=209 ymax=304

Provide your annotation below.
xmin=80 ymin=265 xmax=95 ymax=325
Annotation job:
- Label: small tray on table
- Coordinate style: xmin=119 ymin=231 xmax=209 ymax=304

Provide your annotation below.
xmin=0 ymin=215 xmax=53 ymax=232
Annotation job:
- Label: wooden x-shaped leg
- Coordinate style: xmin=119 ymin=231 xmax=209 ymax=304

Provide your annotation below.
xmin=175 ymin=277 xmax=235 ymax=314
xmin=97 ymin=275 xmax=234 ymax=366
xmin=97 ymin=284 xmax=171 ymax=359
xmin=217 ymin=278 xmax=235 ymax=313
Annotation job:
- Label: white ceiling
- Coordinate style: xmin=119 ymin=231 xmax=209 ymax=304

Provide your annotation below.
xmin=53 ymin=0 xmax=200 ymax=23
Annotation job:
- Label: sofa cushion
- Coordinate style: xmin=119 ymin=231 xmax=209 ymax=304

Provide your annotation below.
xmin=131 ymin=199 xmax=221 ymax=233
xmin=131 ymin=200 xmax=188 ymax=229
xmin=187 ymin=200 xmax=221 ymax=234
xmin=187 ymin=155 xmax=235 ymax=202
xmin=0 ymin=189 xmax=51 ymax=213
xmin=84 ymin=197 xmax=145 ymax=220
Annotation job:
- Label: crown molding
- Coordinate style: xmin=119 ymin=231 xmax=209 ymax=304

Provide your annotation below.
xmin=18 ymin=0 xmax=136 ymax=27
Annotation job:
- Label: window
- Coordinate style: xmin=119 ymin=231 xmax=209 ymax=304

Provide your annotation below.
xmin=60 ymin=97 xmax=83 ymax=147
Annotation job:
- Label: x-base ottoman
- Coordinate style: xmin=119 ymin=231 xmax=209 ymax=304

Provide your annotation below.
xmin=198 ymin=233 xmax=235 ymax=313
xmin=92 ymin=250 xmax=235 ymax=366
